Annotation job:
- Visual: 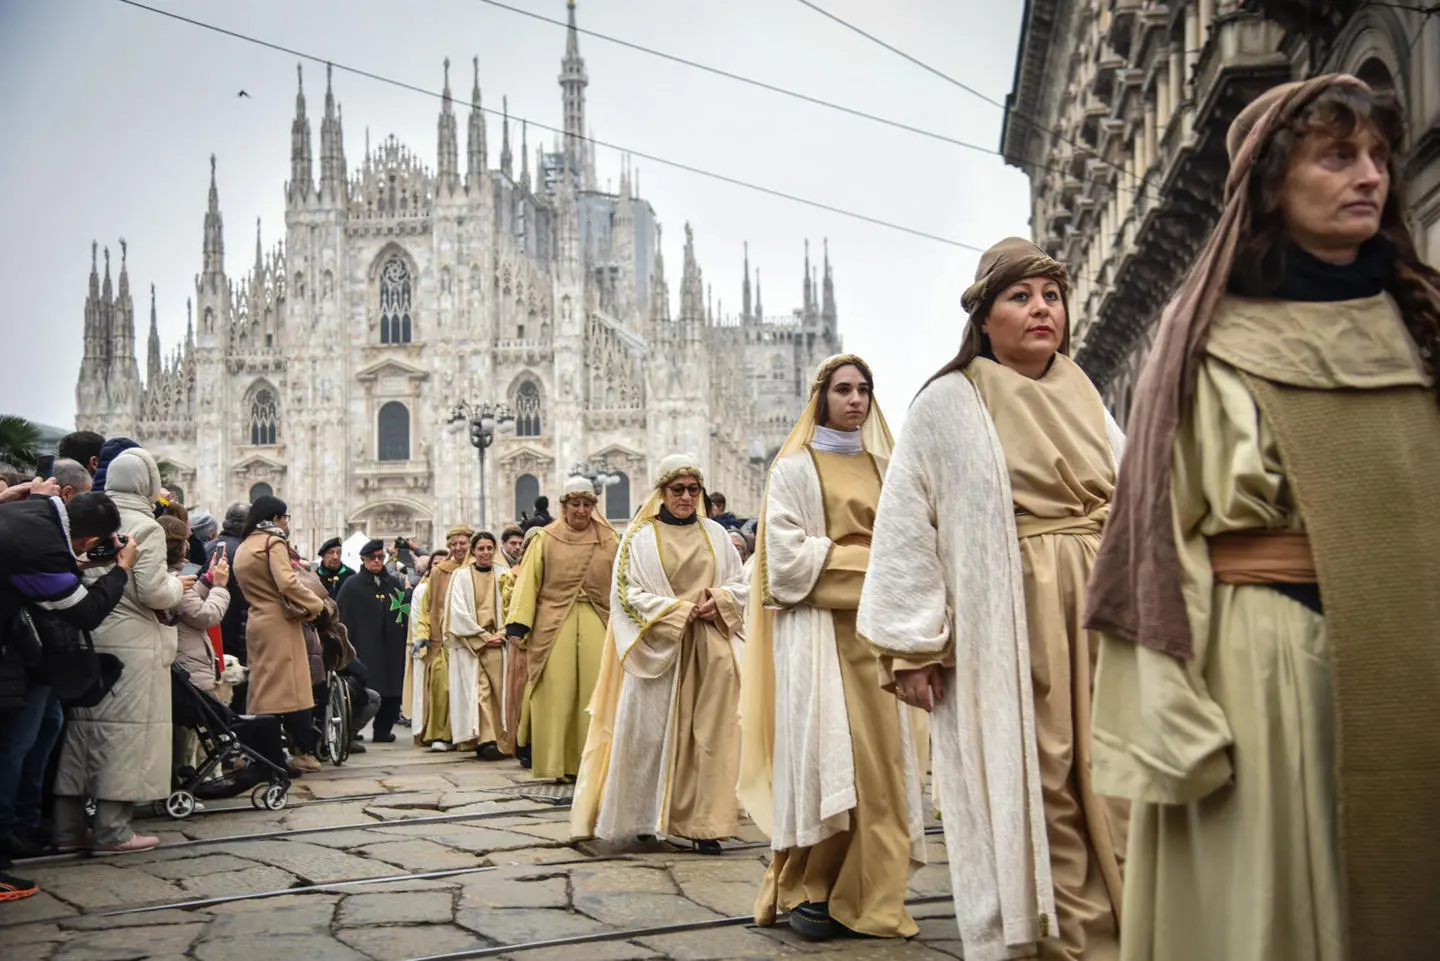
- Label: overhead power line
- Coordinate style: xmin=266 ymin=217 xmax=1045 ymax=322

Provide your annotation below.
xmin=467 ymin=0 xmax=1138 ymax=196
xmin=791 ymin=0 xmax=1162 ymax=194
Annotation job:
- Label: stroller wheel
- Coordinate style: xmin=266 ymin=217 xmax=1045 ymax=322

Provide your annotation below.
xmin=165 ymin=790 xmax=197 ymax=819
xmin=261 ymin=784 xmax=288 ymax=811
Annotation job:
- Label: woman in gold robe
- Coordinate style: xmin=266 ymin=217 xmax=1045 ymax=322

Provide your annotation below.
xmin=858 ymin=239 xmax=1127 ymax=960
xmin=505 ymin=478 xmax=619 ymax=781
xmin=739 ymin=354 xmax=928 ymax=942
xmin=442 ymin=531 xmax=510 ymax=761
xmin=1086 ymin=76 xmax=1440 ymax=961
xmin=572 ymin=454 xmax=749 ymax=850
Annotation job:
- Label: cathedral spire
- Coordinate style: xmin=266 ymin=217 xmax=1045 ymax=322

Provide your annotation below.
xmin=253 ymin=218 xmax=264 ymax=279
xmin=560 ymin=0 xmax=588 ymax=178
xmin=803 ymin=239 xmax=813 ymax=314
xmin=649 ymin=222 xmax=670 ymax=324
xmin=755 ymin=267 xmax=763 ymax=323
xmin=147 ymin=284 xmax=161 ymax=387
xmin=185 ymin=297 xmax=194 ymax=355
xmin=113 ymin=239 xmax=136 ymax=373
xmin=680 ymin=222 xmax=703 ymax=325
xmin=289 ymin=63 xmax=312 ymax=205
xmin=202 ymin=155 xmax=226 ymax=290
xmin=742 ymin=242 xmax=752 ymax=323
xmin=437 ymin=58 xmax=459 ymax=195
xmin=822 ymin=238 xmax=836 ymax=327
xmin=319 ymin=63 xmax=347 ymax=204
xmin=519 ymin=121 xmax=530 ymax=192
xmin=467 ymin=55 xmax=487 ymax=189
xmin=500 ymin=96 xmax=513 ymax=178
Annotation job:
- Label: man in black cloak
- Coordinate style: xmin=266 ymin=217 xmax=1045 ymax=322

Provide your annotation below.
xmin=336 ymin=540 xmax=408 ymax=742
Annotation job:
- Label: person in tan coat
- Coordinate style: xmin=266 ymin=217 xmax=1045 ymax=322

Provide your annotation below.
xmin=231 ymin=495 xmax=325 ymax=773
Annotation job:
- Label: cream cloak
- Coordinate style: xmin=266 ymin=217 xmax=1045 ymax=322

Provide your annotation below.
xmin=443 ymin=564 xmax=509 ymax=746
xmin=740 ymin=449 xmax=927 ymax=857
xmin=856 ymin=369 xmax=1123 ymax=961
xmin=572 ymin=517 xmax=749 ymax=840
xmin=405 ymin=579 xmax=430 ymax=730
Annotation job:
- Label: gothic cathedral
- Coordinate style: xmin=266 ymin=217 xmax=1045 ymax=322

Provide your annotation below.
xmin=74 ymin=2 xmax=841 ymax=553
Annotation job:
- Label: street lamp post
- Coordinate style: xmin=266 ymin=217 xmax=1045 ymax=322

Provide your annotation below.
xmin=448 ymin=401 xmax=515 ymax=530
xmin=571 ymin=457 xmax=623 ymax=504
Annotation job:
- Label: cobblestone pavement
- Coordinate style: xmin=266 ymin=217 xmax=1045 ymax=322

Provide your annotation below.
xmin=0 ymin=735 xmax=960 ymax=961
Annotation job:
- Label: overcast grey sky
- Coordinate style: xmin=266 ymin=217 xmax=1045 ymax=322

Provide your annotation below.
xmin=0 ymin=0 xmax=1031 ymax=432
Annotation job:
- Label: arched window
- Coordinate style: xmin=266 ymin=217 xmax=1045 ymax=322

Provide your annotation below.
xmin=379 ymin=256 xmax=413 ymax=344
xmin=377 ymin=401 xmax=410 ymax=461
xmin=770 ymin=355 xmax=785 ymax=380
xmin=515 ymin=381 xmax=542 ymax=437
xmin=249 ymin=482 xmax=273 ymax=503
xmin=515 ymin=473 xmax=540 ymax=523
xmin=605 ymin=472 xmax=631 ymax=521
xmin=249 ymin=387 xmax=279 ymax=445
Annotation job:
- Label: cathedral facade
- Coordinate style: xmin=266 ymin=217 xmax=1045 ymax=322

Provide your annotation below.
xmin=75 ymin=3 xmax=841 ymax=554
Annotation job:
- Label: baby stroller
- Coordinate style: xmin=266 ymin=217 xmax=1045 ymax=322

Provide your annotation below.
xmin=164 ymin=663 xmax=292 ymax=818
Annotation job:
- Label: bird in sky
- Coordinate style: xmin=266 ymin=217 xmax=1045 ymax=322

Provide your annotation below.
xmin=237 ymin=90 xmax=251 ymax=98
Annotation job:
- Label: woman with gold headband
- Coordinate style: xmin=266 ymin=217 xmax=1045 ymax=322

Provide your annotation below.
xmin=857 ymin=239 xmax=1127 ymax=960
xmin=1087 ymin=76 xmax=1440 ymax=961
xmin=505 ymin=477 xmax=620 ymax=780
xmin=740 ymin=354 xmax=928 ymax=942
xmin=571 ymin=453 xmax=749 ymax=851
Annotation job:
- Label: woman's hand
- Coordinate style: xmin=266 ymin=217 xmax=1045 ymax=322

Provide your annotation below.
xmin=893 ymin=664 xmax=946 ymax=713
xmin=210 ymin=553 xmax=231 ymax=587
xmin=178 ymin=574 xmax=199 ymax=594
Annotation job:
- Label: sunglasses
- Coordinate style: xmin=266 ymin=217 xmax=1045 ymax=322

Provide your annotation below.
xmin=666 ymin=484 xmax=702 ymax=497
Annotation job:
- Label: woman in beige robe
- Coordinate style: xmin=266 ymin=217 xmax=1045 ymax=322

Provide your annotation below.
xmin=740 ymin=354 xmax=928 ymax=942
xmin=1087 ymin=76 xmax=1440 ymax=961
xmin=443 ymin=531 xmax=509 ymax=760
xmin=859 ymin=239 xmax=1126 ymax=961
xmin=572 ymin=454 xmax=749 ymax=850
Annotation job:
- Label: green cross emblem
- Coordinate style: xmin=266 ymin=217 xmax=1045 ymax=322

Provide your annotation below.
xmin=389 ymin=589 xmax=410 ymax=624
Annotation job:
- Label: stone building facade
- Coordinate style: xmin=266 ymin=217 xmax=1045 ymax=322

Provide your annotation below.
xmin=1002 ymin=0 xmax=1440 ymax=420
xmin=75 ymin=2 xmax=841 ymax=553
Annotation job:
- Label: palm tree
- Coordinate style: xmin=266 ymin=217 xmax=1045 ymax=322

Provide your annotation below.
xmin=0 ymin=415 xmax=42 ymax=473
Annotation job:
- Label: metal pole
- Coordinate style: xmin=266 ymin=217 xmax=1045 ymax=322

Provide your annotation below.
xmin=478 ymin=437 xmax=487 ymax=530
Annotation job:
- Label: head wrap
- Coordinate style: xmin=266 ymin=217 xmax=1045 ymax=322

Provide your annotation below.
xmin=359 ymin=538 xmax=385 ymax=558
xmin=445 ymin=524 xmax=475 ymax=541
xmin=318 ymin=537 xmax=343 ymax=556
xmin=1086 ymin=74 xmax=1367 ymax=659
xmin=654 ymin=453 xmax=704 ymax=491
xmin=190 ymin=509 xmax=219 ymax=543
xmin=739 ymin=352 xmax=893 ymax=835
xmin=560 ymin=476 xmax=598 ymax=504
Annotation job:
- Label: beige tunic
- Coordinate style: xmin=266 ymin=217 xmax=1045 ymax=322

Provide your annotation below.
xmin=1091 ymin=356 xmax=1340 ymax=961
xmin=758 ymin=448 xmax=919 ymax=939
xmin=966 ymin=356 xmax=1128 ymax=961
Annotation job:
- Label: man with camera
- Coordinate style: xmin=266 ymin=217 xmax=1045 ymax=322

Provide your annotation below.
xmin=0 ymin=484 xmax=137 ymax=898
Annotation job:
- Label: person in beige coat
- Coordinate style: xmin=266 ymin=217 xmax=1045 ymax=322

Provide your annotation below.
xmin=231 ymin=495 xmax=326 ymax=772
xmin=53 ymin=448 xmax=189 ymax=855
xmin=159 ymin=515 xmax=232 ymax=774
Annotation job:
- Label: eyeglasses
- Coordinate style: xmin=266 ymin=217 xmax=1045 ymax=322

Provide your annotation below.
xmin=666 ymin=484 xmax=702 ymax=497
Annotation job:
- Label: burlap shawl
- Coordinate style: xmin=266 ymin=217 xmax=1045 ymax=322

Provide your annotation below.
xmin=1084 ymin=74 xmax=1367 ymax=658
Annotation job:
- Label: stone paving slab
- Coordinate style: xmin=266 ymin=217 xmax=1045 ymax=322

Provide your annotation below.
xmin=497 ymin=942 xmax=663 ymax=961
xmin=206 ymin=839 xmax=404 ymax=883
xmin=27 ymin=862 xmax=185 ymax=912
xmin=51 ymin=921 xmax=207 ymax=961
xmin=574 ymin=892 xmax=722 ymax=929
xmin=378 ymin=774 xmax=456 ymax=792
xmin=455 ymin=906 xmax=614 ymax=944
xmin=570 ymin=863 xmax=677 ymax=897
xmin=356 ymin=839 xmax=484 ymax=871
xmin=300 ymin=777 xmax=389 ymax=799
xmin=0 ymin=890 xmax=78 ymax=927
xmin=176 ymin=811 xmax=289 ymax=839
xmin=638 ymin=926 xmax=818 ymax=961
xmin=456 ymin=871 xmax=569 ymax=910
xmin=336 ymin=922 xmax=483 ymax=961
xmin=137 ymin=853 xmax=260 ymax=880
xmin=368 ymin=791 xmax=444 ymax=810
xmin=288 ymin=828 xmax=400 ymax=849
xmin=370 ymin=823 xmax=551 ymax=854
xmin=282 ymin=800 xmax=385 ymax=830
xmin=203 ymin=899 xmax=336 ymax=937
xmin=61 ymin=909 xmax=215 ymax=931
xmin=336 ymin=890 xmax=456 ymax=927
xmin=194 ymin=933 xmax=370 ymax=961
xmin=177 ymin=864 xmax=300 ymax=899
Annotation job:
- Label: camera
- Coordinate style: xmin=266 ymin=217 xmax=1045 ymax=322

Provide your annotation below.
xmin=86 ymin=533 xmax=129 ymax=562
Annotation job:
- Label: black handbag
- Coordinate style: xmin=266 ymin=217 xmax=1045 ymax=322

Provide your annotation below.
xmin=27 ymin=607 xmax=125 ymax=708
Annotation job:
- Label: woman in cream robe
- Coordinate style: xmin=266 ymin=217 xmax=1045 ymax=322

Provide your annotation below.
xmin=443 ymin=532 xmax=510 ymax=758
xmin=740 ymin=354 xmax=928 ymax=942
xmin=1086 ymin=76 xmax=1440 ymax=961
xmin=572 ymin=454 xmax=749 ymax=849
xmin=858 ymin=239 xmax=1126 ymax=961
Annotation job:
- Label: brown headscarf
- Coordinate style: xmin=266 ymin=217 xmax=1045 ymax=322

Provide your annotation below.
xmin=926 ymin=237 xmax=1072 ymax=388
xmin=1084 ymin=74 xmax=1367 ymax=659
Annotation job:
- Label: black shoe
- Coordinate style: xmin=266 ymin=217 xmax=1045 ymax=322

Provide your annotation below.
xmin=352 ymin=732 xmax=364 ymax=742
xmin=0 ymin=833 xmax=44 ymax=860
xmin=348 ymin=741 xmax=367 ymax=754
xmin=0 ymin=871 xmax=39 ymax=902
xmin=397 ymin=715 xmax=412 ymax=727
xmin=788 ymin=901 xmax=836 ymax=941
xmin=636 ymin=834 xmax=657 ymax=843
xmin=692 ymin=838 xmax=723 ymax=855
xmin=475 ymin=741 xmax=506 ymax=762
xmin=516 ymin=746 xmax=532 ymax=769
xmin=372 ymin=731 xmax=397 ymax=744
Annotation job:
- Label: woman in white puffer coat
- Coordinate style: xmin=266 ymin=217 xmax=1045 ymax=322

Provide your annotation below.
xmin=53 ymin=448 xmax=189 ymax=854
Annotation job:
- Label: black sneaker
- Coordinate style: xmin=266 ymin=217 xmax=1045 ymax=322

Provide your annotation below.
xmin=372 ymin=731 xmax=397 ymax=744
xmin=0 ymin=872 xmax=38 ymax=902
xmin=475 ymin=741 xmax=506 ymax=762
xmin=0 ymin=833 xmax=43 ymax=861
xmin=788 ymin=901 xmax=836 ymax=941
